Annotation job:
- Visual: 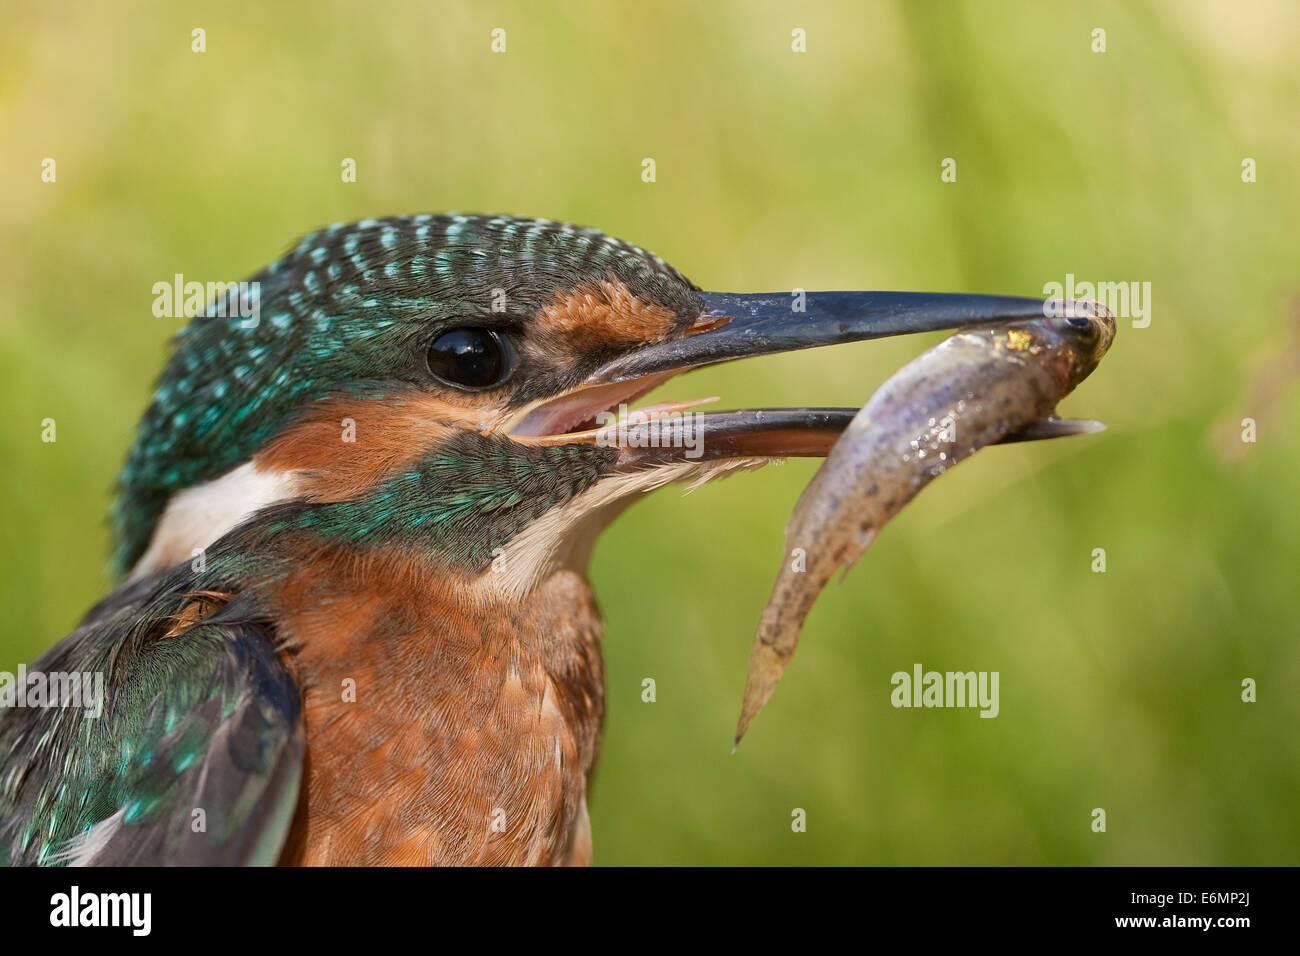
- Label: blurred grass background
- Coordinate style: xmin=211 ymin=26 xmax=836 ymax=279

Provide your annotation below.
xmin=1 ymin=0 xmax=1297 ymax=864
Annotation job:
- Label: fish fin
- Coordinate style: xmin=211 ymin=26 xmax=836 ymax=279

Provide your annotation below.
xmin=734 ymin=641 xmax=787 ymax=749
xmin=838 ymin=528 xmax=877 ymax=584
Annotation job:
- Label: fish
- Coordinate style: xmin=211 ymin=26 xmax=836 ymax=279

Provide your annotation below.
xmin=734 ymin=300 xmax=1117 ymax=745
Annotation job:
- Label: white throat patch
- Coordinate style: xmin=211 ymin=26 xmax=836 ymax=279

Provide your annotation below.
xmin=477 ymin=457 xmax=773 ymax=604
xmin=127 ymin=462 xmax=300 ymax=581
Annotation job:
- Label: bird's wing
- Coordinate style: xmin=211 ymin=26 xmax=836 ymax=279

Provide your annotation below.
xmin=0 ymin=592 xmax=304 ymax=866
xmin=75 ymin=567 xmax=172 ymax=629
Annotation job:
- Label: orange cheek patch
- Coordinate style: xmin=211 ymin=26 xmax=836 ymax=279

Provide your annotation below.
xmin=255 ymin=393 xmax=483 ymax=503
xmin=539 ymin=278 xmax=681 ymax=347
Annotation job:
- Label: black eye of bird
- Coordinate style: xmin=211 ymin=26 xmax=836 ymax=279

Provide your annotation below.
xmin=426 ymin=328 xmax=511 ymax=389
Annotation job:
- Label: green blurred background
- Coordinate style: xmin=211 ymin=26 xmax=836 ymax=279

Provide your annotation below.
xmin=2 ymin=0 xmax=1297 ymax=864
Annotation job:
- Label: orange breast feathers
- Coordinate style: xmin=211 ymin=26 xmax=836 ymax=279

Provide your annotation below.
xmin=268 ymin=546 xmax=606 ymax=866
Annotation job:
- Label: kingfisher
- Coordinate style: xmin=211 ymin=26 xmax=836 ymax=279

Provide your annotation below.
xmin=0 ymin=214 xmax=1056 ymax=866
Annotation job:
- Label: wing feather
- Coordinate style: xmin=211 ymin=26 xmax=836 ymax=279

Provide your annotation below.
xmin=0 ymin=589 xmax=304 ymax=866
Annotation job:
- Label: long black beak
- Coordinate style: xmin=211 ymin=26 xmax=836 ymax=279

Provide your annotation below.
xmin=588 ymin=291 xmax=1051 ymax=385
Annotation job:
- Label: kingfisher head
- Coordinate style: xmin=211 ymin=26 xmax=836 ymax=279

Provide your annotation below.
xmin=116 ymin=214 xmax=1050 ymax=594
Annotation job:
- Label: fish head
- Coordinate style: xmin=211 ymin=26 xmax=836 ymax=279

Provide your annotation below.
xmin=995 ymin=298 xmax=1116 ymax=392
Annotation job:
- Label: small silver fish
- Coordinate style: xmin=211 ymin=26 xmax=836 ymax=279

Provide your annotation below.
xmin=735 ymin=301 xmax=1116 ymax=744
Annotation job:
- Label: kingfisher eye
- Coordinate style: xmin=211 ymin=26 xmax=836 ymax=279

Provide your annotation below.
xmin=426 ymin=328 xmax=511 ymax=389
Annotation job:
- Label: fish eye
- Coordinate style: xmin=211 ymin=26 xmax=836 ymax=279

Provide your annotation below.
xmin=426 ymin=328 xmax=512 ymax=390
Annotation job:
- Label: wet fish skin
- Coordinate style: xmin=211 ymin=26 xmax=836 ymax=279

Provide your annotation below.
xmin=735 ymin=302 xmax=1115 ymax=744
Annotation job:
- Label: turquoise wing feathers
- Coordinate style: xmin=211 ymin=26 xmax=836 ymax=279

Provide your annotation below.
xmin=0 ymin=586 xmax=304 ymax=866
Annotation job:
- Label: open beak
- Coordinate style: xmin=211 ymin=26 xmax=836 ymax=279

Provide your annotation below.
xmin=511 ymin=290 xmax=1100 ymax=463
